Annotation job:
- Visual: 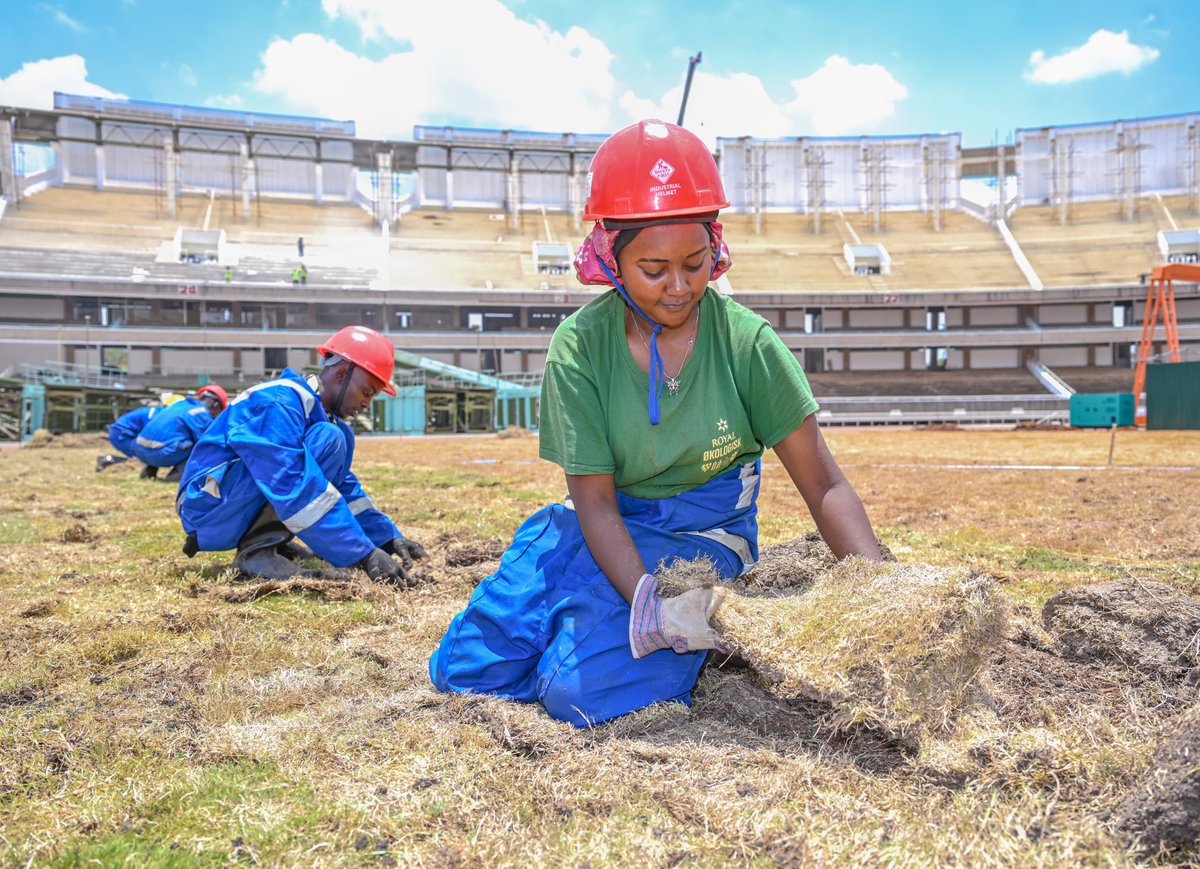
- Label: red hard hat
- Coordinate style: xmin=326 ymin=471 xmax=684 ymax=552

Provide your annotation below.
xmin=197 ymin=384 xmax=228 ymax=410
xmin=318 ymin=325 xmax=397 ymax=396
xmin=583 ymin=120 xmax=729 ymax=223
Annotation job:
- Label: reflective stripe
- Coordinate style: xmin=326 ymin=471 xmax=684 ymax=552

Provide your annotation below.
xmin=202 ymin=476 xmax=221 ymax=498
xmin=188 ymin=406 xmax=208 ymax=416
xmin=136 ymin=435 xmax=167 ymax=449
xmin=347 ymin=496 xmax=375 ymax=516
xmin=282 ymin=481 xmax=341 ymax=534
xmin=684 ymin=528 xmax=756 ymax=576
xmin=230 ymin=377 xmax=316 ymax=416
xmin=148 ymin=407 xmax=157 ymax=418
xmin=736 ymin=463 xmax=759 ymax=511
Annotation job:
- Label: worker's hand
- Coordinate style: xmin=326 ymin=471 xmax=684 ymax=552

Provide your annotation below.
xmin=382 ymin=537 xmax=428 ymax=569
xmin=628 ymin=573 xmax=727 ymax=660
xmin=356 ymin=547 xmax=412 ymax=588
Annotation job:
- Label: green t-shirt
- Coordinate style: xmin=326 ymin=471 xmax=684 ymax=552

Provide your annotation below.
xmin=539 ymin=288 xmax=819 ymax=499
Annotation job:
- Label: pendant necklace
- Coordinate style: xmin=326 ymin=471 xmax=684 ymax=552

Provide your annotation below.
xmin=629 ymin=306 xmax=700 ymax=395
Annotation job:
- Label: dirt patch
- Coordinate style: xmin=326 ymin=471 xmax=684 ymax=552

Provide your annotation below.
xmin=496 ymin=426 xmax=535 ymax=439
xmin=209 ymin=576 xmax=397 ymax=604
xmin=19 ymin=598 xmax=60 ymax=618
xmin=1112 ymin=702 xmax=1200 ymax=857
xmin=23 ymin=430 xmax=109 ymax=449
xmin=60 ymin=524 xmax=98 ymax=544
xmin=1043 ymin=579 xmax=1200 ymax=680
xmin=444 ymin=539 xmax=508 ymax=568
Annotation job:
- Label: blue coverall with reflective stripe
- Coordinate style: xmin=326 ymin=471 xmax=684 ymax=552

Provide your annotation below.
xmin=176 ymin=369 xmax=400 ymax=568
xmin=131 ymin=397 xmax=215 ymax=468
xmin=430 ymin=461 xmax=761 ymax=727
xmin=107 ymin=406 xmax=156 ymax=457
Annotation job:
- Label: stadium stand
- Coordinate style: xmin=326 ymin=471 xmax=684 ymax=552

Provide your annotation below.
xmin=1 ymin=94 xmax=1198 ymax=429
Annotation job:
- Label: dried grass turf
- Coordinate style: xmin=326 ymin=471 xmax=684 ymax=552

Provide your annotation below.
xmin=658 ymin=542 xmax=1007 ymax=746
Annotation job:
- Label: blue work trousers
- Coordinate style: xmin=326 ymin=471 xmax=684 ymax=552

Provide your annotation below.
xmin=108 ymin=428 xmax=138 ymax=458
xmin=132 ymin=442 xmax=193 ymax=469
xmin=430 ymin=462 xmax=760 ymax=727
xmin=185 ymin=421 xmax=349 ymax=552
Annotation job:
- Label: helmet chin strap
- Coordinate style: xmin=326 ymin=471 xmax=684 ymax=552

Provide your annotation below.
xmin=331 ymin=362 xmax=357 ymax=420
xmin=598 ymin=258 xmax=665 ymax=425
xmin=598 ymin=252 xmax=719 ymax=427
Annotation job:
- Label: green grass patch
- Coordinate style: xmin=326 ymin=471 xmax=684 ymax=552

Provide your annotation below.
xmin=0 ymin=515 xmax=37 ymax=545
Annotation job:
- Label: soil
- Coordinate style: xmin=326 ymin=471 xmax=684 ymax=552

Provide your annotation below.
xmin=60 ymin=523 xmax=98 ymax=544
xmin=1042 ymin=579 xmax=1200 ymax=680
xmin=1112 ymin=703 xmax=1200 ymax=857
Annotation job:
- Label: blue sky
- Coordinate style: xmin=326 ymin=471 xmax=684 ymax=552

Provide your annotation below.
xmin=0 ymin=0 xmax=1195 ymax=147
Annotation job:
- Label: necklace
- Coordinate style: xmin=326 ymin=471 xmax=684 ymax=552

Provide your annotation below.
xmin=629 ymin=306 xmax=700 ymax=395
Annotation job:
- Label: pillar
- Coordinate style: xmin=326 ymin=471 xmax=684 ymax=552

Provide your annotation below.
xmin=163 ymin=139 xmax=177 ymax=218
xmin=507 ymin=155 xmax=520 ymax=232
xmin=376 ymin=151 xmax=393 ymax=226
xmin=0 ymin=117 xmax=15 ymax=202
xmin=240 ymin=142 xmax=253 ymax=223
xmin=314 ymin=161 xmax=324 ymax=205
xmin=94 ymin=146 xmax=106 ymax=191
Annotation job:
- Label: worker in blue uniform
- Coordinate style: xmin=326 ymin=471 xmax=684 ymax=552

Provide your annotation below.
xmin=96 ymin=404 xmax=159 ymax=473
xmin=131 ymin=384 xmax=228 ymax=482
xmin=177 ymin=326 xmax=427 ymax=584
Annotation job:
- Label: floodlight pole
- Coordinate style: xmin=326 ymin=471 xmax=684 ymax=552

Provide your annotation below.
xmin=677 ymin=52 xmax=702 ymax=126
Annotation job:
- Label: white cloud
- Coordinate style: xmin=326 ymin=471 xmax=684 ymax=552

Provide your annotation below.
xmin=1027 ymin=29 xmax=1160 ymax=84
xmin=38 ymin=3 xmax=86 ymax=32
xmin=620 ymin=56 xmax=907 ymax=147
xmin=618 ymin=72 xmax=792 ymax=147
xmin=247 ymin=1 xmax=905 ymax=145
xmin=179 ymin=63 xmax=197 ymax=87
xmin=251 ymin=0 xmax=615 ymax=137
xmin=0 ymin=55 xmax=123 ymax=109
xmin=204 ymin=93 xmax=244 ymax=110
xmin=784 ymin=56 xmax=908 ymax=135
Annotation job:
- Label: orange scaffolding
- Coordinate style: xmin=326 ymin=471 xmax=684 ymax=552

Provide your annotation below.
xmin=1132 ymin=263 xmax=1200 ymax=427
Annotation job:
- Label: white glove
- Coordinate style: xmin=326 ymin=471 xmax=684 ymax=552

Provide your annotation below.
xmin=628 ymin=573 xmax=727 ymax=660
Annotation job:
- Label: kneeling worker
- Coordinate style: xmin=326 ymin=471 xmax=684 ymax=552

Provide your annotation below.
xmin=132 ymin=384 xmax=228 ymax=481
xmin=177 ymin=326 xmax=427 ymax=584
xmin=97 ymin=403 xmax=159 ymax=473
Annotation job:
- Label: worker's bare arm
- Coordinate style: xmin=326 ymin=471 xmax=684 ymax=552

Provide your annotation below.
xmin=565 ymin=473 xmax=646 ymax=604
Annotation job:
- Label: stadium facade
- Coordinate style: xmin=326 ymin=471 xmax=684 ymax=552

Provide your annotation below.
xmin=0 ymin=94 xmax=1198 ymax=419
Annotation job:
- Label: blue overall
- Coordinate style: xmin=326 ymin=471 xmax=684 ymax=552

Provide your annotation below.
xmin=131 ymin=397 xmax=215 ymax=468
xmin=176 ymin=370 xmax=400 ymax=568
xmin=107 ymin=406 xmax=156 ymax=457
xmin=430 ymin=460 xmax=761 ymax=727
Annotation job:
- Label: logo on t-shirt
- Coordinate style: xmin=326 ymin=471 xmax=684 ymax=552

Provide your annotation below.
xmin=650 ymin=159 xmax=675 ymax=184
xmin=702 ymin=419 xmax=742 ymax=474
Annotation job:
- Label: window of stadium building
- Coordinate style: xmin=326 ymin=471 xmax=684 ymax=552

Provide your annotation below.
xmin=201 ymin=303 xmax=233 ymax=325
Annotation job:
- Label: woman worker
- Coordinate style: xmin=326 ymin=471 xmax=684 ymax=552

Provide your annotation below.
xmin=430 ymin=120 xmax=881 ymax=727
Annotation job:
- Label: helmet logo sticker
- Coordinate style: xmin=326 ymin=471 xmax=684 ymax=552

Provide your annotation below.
xmin=650 ymin=159 xmax=675 ymax=184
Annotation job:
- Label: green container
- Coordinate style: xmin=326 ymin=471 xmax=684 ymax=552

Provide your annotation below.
xmin=1069 ymin=392 xmax=1134 ymax=428
xmin=1146 ymin=361 xmax=1200 ymax=430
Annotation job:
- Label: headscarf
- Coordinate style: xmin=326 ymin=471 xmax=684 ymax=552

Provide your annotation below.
xmin=571 ymin=219 xmax=733 ymax=425
xmin=573 ymin=220 xmax=732 ymax=287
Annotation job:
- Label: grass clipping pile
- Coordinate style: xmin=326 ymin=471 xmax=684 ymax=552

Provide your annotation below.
xmin=659 ymin=536 xmax=1007 ymax=747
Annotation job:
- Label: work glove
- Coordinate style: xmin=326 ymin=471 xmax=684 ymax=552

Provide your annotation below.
xmin=356 ymin=547 xmax=412 ymax=588
xmin=628 ymin=573 xmax=727 ymax=660
xmin=382 ymin=537 xmax=428 ymax=569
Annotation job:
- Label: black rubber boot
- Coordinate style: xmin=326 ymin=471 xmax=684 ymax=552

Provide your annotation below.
xmin=232 ymin=504 xmax=318 ymax=581
xmin=96 ymin=454 xmax=128 ymax=473
xmin=277 ymin=538 xmax=317 ymax=562
xmin=139 ymin=464 xmax=159 ymax=480
xmin=163 ymin=463 xmax=186 ymax=483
